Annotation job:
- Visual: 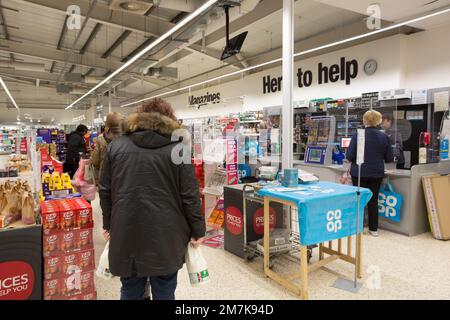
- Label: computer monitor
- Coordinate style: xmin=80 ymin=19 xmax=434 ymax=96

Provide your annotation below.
xmin=341 ymin=137 xmax=352 ymax=149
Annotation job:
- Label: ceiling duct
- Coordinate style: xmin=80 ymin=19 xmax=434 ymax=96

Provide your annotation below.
xmin=56 ymin=84 xmax=71 ymax=94
xmin=0 ymin=61 xmax=46 ymax=72
xmin=110 ymin=0 xmax=153 ymax=15
xmin=84 ymin=76 xmax=104 ymax=84
xmin=64 ymin=73 xmax=83 ymax=82
xmin=146 ymin=67 xmax=178 ymax=80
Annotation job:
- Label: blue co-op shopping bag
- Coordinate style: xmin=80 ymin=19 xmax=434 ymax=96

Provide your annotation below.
xmin=378 ymin=180 xmax=403 ymax=223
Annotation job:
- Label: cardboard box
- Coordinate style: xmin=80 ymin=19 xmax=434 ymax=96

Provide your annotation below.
xmin=41 ymin=200 xmax=60 ymax=230
xmin=422 ymin=174 xmax=450 ymax=240
xmin=60 ymin=230 xmax=77 ymax=253
xmin=43 ymin=229 xmax=61 ymax=257
xmin=61 ymin=252 xmax=79 ymax=275
xmin=44 ymin=278 xmax=62 ymax=300
xmin=77 ymin=228 xmax=94 ymax=251
xmin=77 ymin=249 xmax=95 ymax=272
xmin=58 ymin=200 xmax=77 ymax=230
xmin=44 ymin=256 xmax=62 ymax=280
xmin=70 ymin=198 xmax=93 ymax=229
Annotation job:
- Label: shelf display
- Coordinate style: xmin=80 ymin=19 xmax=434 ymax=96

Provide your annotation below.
xmin=42 ymin=197 xmax=96 ymax=300
xmin=304 ymin=116 xmax=336 ymax=165
xmin=0 ymin=180 xmax=37 ymax=228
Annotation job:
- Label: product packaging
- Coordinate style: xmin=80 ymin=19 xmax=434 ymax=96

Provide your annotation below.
xmin=58 ymin=200 xmax=76 ymax=230
xmin=78 ymin=249 xmax=95 ymax=272
xmin=43 ymin=229 xmax=61 ymax=257
xmin=41 ymin=200 xmax=60 ymax=230
xmin=44 ymin=256 xmax=62 ymax=280
xmin=70 ymin=198 xmax=93 ymax=228
xmin=60 ymin=230 xmax=77 ymax=253
xmin=77 ymin=228 xmax=94 ymax=251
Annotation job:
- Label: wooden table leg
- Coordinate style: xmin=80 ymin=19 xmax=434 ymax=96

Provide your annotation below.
xmin=347 ymin=236 xmax=352 ymax=256
xmin=357 ymin=233 xmax=363 ymax=278
xmin=319 ymin=243 xmax=324 ymax=260
xmin=300 ymin=245 xmax=309 ymax=300
xmin=264 ymin=197 xmax=270 ymax=275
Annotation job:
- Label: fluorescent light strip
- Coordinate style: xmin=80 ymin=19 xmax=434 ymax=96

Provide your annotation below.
xmin=0 ymin=76 xmax=20 ymax=109
xmin=121 ymin=6 xmax=450 ymax=108
xmin=65 ymin=0 xmax=219 ymax=110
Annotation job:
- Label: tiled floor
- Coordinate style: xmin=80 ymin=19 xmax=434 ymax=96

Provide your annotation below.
xmin=91 ymin=198 xmax=450 ymax=300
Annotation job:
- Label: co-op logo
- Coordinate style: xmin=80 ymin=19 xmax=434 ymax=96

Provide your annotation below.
xmin=326 ymin=209 xmax=342 ymax=233
xmin=0 ymin=261 xmax=35 ymax=300
xmin=226 ymin=206 xmax=243 ymax=235
xmin=378 ymin=194 xmax=398 ymax=218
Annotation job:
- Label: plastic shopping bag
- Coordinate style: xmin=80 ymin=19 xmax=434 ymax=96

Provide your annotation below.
xmin=185 ymin=245 xmax=210 ymax=286
xmin=378 ymin=180 xmax=403 ymax=223
xmin=96 ymin=241 xmax=114 ymax=280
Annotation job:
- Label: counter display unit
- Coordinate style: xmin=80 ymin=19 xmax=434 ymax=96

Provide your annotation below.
xmin=0 ymin=224 xmax=42 ymax=300
xmin=294 ymin=161 xmax=450 ymax=236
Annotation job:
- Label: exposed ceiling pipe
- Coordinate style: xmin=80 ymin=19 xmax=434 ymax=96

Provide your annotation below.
xmin=0 ymin=61 xmax=47 ymax=72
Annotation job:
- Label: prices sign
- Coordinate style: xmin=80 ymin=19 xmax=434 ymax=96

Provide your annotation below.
xmin=0 ymin=261 xmax=35 ymax=300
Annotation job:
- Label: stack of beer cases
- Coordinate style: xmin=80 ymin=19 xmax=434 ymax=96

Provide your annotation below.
xmin=42 ymin=197 xmax=97 ymax=300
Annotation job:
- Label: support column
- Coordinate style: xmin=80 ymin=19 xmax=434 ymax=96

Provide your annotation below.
xmin=282 ymin=0 xmax=294 ymax=169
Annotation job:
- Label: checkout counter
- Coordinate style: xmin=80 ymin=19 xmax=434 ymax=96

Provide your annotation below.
xmin=294 ymin=160 xmax=450 ymax=236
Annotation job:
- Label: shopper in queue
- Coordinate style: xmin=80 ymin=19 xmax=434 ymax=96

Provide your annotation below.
xmin=99 ymin=98 xmax=205 ymax=300
xmin=346 ymin=110 xmax=394 ymax=237
xmin=91 ymin=112 xmax=122 ymax=182
xmin=381 ymin=113 xmax=405 ymax=169
xmin=65 ymin=124 xmax=88 ymax=178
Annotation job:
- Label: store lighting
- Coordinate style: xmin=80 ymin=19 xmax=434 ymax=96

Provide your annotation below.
xmin=65 ymin=0 xmax=219 ymax=110
xmin=0 ymin=76 xmax=19 ymax=109
xmin=120 ymin=6 xmax=450 ymax=108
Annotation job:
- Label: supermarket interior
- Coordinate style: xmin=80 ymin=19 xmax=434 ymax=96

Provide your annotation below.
xmin=1 ymin=0 xmax=450 ymax=302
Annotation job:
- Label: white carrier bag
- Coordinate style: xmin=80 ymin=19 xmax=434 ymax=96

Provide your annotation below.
xmin=185 ymin=245 xmax=210 ymax=286
xmin=96 ymin=241 xmax=115 ymax=280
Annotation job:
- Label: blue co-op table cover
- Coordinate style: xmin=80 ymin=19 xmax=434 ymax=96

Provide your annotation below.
xmin=257 ymin=182 xmax=372 ymax=246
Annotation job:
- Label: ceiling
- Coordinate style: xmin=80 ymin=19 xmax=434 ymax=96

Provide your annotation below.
xmin=0 ymin=0 xmax=449 ymax=124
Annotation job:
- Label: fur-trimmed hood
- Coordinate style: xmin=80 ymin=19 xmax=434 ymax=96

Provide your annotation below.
xmin=122 ymin=112 xmax=181 ymax=149
xmin=122 ymin=112 xmax=180 ymax=135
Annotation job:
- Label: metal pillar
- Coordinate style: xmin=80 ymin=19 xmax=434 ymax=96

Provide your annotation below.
xmin=282 ymin=0 xmax=294 ymax=169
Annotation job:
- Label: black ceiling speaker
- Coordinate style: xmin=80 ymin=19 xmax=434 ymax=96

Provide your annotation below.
xmin=219 ymin=1 xmax=248 ymax=61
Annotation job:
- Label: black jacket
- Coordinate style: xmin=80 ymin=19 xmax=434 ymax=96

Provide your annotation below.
xmin=66 ymin=131 xmax=86 ymax=166
xmin=99 ymin=112 xmax=205 ymax=278
xmin=346 ymin=127 xmax=394 ymax=178
xmin=385 ymin=128 xmax=405 ymax=165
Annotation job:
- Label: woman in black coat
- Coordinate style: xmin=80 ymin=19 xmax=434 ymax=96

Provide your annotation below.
xmin=346 ymin=110 xmax=394 ymax=237
xmin=65 ymin=124 xmax=88 ymax=178
xmin=99 ymin=98 xmax=205 ymax=300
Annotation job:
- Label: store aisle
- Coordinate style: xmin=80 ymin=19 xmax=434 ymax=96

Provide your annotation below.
xmin=91 ymin=198 xmax=450 ymax=300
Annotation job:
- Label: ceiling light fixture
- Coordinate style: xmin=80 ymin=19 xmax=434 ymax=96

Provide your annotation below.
xmin=66 ymin=0 xmax=219 ymax=110
xmin=0 ymin=76 xmax=20 ymax=109
xmin=120 ymin=6 xmax=450 ymax=108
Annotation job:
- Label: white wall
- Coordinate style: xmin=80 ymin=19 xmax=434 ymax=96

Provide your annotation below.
xmin=402 ymin=22 xmax=450 ymax=90
xmin=167 ymin=24 xmax=450 ymax=119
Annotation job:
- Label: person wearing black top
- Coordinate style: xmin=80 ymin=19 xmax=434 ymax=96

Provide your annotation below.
xmin=65 ymin=124 xmax=88 ymax=178
xmin=346 ymin=110 xmax=394 ymax=236
xmin=381 ymin=113 xmax=405 ymax=169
